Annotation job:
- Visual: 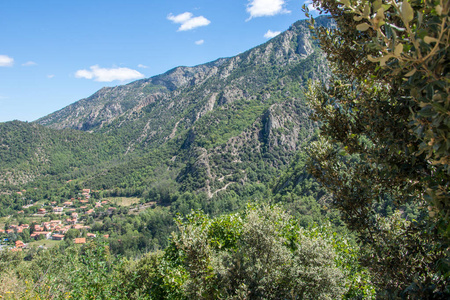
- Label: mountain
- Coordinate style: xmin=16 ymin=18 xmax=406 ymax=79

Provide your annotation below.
xmin=0 ymin=17 xmax=333 ymax=208
xmin=36 ymin=17 xmax=331 ymax=134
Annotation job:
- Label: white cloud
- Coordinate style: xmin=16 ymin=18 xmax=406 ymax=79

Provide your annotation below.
xmin=264 ymin=30 xmax=281 ymax=38
xmin=168 ymin=12 xmax=211 ymax=31
xmin=138 ymin=64 xmax=148 ymax=69
xmin=47 ymin=74 xmax=55 ymax=78
xmin=179 ymin=16 xmax=210 ymax=31
xmin=195 ymin=39 xmax=204 ymax=45
xmin=246 ymin=0 xmax=290 ymax=20
xmin=168 ymin=12 xmax=192 ymax=23
xmin=75 ymin=65 xmax=145 ymax=82
xmin=22 ymin=61 xmax=37 ymax=66
xmin=0 ymin=55 xmax=14 ymax=67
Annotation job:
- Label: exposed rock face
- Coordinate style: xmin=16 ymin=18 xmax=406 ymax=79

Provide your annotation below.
xmin=218 ymin=87 xmax=245 ymax=106
xmin=297 ymin=34 xmax=314 ymax=58
xmin=263 ymin=102 xmax=313 ymax=152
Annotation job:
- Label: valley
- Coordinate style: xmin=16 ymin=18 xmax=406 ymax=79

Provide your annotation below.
xmin=1 ymin=1 xmax=448 ymax=296
xmin=0 ymin=17 xmax=335 ymax=255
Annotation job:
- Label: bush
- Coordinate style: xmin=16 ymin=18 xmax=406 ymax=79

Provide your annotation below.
xmin=156 ymin=205 xmax=374 ymax=299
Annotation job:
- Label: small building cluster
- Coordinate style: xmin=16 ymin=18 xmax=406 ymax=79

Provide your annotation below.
xmin=2 ymin=189 xmax=118 ymax=251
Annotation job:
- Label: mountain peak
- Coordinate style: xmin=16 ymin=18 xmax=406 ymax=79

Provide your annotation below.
xmin=35 ymin=18 xmax=328 ymax=133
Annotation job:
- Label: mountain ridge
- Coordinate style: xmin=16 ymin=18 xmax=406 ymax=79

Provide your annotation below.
xmin=35 ymin=17 xmax=332 ymax=133
xmin=1 ymin=17 xmax=333 ymax=204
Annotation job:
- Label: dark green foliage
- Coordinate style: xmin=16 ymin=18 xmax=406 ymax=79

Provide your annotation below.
xmin=0 ymin=121 xmax=123 ymax=180
xmin=304 ymin=0 xmax=449 ymax=297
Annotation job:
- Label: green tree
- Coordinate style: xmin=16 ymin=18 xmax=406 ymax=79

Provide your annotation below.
xmin=65 ymin=229 xmax=80 ymax=240
xmin=303 ymin=0 xmax=449 ymax=297
xmin=155 ymin=205 xmax=373 ymax=299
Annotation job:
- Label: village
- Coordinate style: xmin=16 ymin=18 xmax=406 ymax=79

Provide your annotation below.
xmin=0 ymin=189 xmax=122 ymax=251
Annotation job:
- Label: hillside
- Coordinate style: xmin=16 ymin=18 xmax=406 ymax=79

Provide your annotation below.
xmin=0 ymin=121 xmax=124 ymax=188
xmin=0 ymin=17 xmax=333 ymax=203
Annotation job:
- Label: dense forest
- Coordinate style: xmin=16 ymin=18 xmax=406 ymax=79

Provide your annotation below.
xmin=0 ymin=0 xmax=449 ymax=299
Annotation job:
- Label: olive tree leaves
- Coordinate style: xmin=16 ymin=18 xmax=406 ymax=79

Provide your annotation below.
xmin=338 ymin=0 xmax=449 ymax=176
xmin=302 ymin=0 xmax=449 ymax=295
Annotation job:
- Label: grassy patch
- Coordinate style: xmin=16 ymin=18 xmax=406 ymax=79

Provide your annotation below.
xmin=107 ymin=197 xmax=141 ymax=207
xmin=1 ymin=215 xmax=46 ymax=227
xmin=28 ymin=239 xmax=62 ymax=249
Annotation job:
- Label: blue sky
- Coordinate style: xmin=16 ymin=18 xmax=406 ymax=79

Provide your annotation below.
xmin=0 ymin=0 xmax=317 ymax=122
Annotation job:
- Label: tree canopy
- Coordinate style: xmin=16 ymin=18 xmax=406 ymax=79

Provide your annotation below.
xmin=303 ymin=0 xmax=449 ymax=297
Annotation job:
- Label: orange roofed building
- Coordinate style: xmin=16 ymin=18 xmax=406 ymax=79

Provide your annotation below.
xmin=52 ymin=234 xmax=65 ymax=240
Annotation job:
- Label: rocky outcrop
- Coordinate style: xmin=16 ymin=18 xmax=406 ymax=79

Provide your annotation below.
xmin=297 ymin=34 xmax=314 ymax=58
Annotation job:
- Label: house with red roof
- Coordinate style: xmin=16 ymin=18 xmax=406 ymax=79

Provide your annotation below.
xmin=52 ymin=234 xmax=65 ymax=240
xmin=30 ymin=231 xmax=51 ymax=239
